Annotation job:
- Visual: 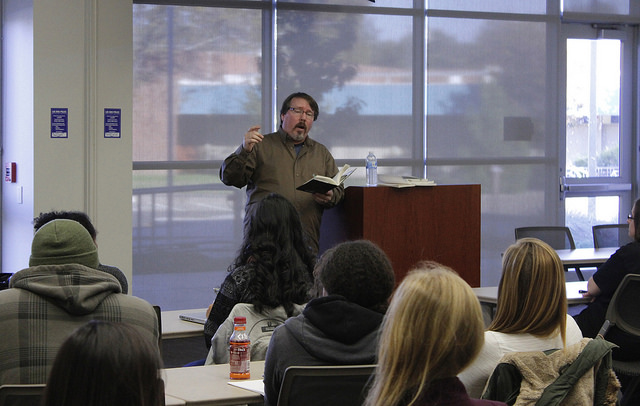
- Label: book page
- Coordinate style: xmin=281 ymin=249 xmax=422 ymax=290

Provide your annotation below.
xmin=296 ymin=164 xmax=355 ymax=194
xmin=332 ymin=164 xmax=349 ymax=182
xmin=228 ymin=379 xmax=265 ymax=396
xmin=312 ymin=175 xmax=338 ymax=185
xmin=338 ymin=167 xmax=357 ymax=183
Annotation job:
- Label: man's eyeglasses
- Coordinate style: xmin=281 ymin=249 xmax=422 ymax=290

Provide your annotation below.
xmin=288 ymin=107 xmax=315 ymax=119
xmin=628 ymin=213 xmax=635 ymax=221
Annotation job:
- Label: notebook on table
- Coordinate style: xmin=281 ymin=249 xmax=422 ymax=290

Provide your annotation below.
xmin=179 ymin=310 xmax=208 ymax=324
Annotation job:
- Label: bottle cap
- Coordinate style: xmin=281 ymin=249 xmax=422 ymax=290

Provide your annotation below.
xmin=234 ymin=316 xmax=246 ymax=324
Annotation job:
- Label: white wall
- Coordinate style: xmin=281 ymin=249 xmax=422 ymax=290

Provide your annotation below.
xmin=2 ymin=0 xmax=35 ymax=274
xmin=2 ymin=0 xmax=133 ymax=285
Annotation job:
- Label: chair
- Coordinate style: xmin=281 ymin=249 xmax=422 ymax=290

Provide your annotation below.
xmin=0 ymin=274 xmax=11 ymax=291
xmin=0 ymin=384 xmax=46 ymax=406
xmin=277 ymin=364 xmax=376 ymax=406
xmin=515 ymin=226 xmax=584 ymax=281
xmin=597 ymin=273 xmax=640 ymax=406
xmin=593 ymin=224 xmax=633 ymax=248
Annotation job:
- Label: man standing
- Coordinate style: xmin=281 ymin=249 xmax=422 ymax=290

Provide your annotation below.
xmin=220 ymin=92 xmax=344 ymax=255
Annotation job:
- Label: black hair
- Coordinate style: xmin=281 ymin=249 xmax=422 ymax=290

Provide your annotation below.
xmin=43 ymin=320 xmax=164 ymax=406
xmin=231 ymin=193 xmax=315 ymax=316
xmin=319 ymin=240 xmax=395 ymax=313
xmin=34 ymin=210 xmax=97 ymax=240
xmin=633 ymin=198 xmax=640 ymax=242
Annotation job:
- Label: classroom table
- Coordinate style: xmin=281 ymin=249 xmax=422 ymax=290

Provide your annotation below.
xmin=473 ymin=281 xmax=590 ymax=306
xmin=163 ymin=360 xmax=265 ymax=406
xmin=161 ymin=308 xmax=208 ymax=340
xmin=555 ymin=247 xmax=617 ymax=269
xmin=165 ymin=394 xmax=187 ymax=405
xmin=473 ymin=281 xmax=590 ymax=323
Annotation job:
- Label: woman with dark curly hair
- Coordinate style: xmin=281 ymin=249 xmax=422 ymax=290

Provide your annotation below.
xmin=203 ymin=193 xmax=316 ymax=349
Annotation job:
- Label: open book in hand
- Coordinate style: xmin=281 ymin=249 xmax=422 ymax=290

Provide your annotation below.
xmin=296 ymin=164 xmax=356 ymax=194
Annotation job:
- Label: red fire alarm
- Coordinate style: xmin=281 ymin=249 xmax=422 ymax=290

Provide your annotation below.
xmin=4 ymin=162 xmax=16 ymax=183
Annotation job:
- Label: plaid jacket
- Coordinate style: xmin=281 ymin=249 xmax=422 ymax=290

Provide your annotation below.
xmin=0 ymin=263 xmax=158 ymax=385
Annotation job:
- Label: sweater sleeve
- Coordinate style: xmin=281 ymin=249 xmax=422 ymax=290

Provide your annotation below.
xmin=204 ymin=272 xmax=243 ymax=345
xmin=592 ymin=243 xmax=640 ymax=298
xmin=219 ymin=144 xmax=256 ymax=188
xmin=458 ymin=331 xmax=504 ymax=398
xmin=566 ymin=315 xmax=584 ymax=345
xmin=204 ymin=314 xmax=234 ymax=365
xmin=319 ymin=146 xmax=344 ymax=207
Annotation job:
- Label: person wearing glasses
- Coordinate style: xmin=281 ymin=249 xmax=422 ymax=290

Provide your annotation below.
xmin=220 ymin=92 xmax=344 ymax=256
xmin=574 ymin=198 xmax=640 ymax=364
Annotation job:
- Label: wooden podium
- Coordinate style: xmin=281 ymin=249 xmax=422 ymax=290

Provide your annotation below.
xmin=319 ymin=185 xmax=480 ymax=287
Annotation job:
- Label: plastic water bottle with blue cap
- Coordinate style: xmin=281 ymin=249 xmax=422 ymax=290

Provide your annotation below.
xmin=366 ymin=151 xmax=377 ymax=186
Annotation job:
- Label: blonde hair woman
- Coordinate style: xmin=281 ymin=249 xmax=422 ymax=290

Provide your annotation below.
xmin=458 ymin=238 xmax=583 ymax=398
xmin=364 ymin=262 xmax=505 ymax=406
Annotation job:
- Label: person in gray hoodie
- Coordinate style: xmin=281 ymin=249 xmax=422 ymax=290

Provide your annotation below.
xmin=0 ymin=219 xmax=158 ymax=385
xmin=263 ymin=240 xmax=395 ymax=406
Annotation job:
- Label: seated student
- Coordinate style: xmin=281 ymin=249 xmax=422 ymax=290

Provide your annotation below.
xmin=33 ymin=210 xmax=129 ymax=293
xmin=0 ymin=219 xmax=158 ymax=385
xmin=574 ymin=197 xmax=640 ymax=361
xmin=263 ymin=240 xmax=395 ymax=406
xmin=43 ymin=320 xmax=164 ymax=406
xmin=364 ymin=263 xmax=506 ymax=406
xmin=203 ymin=193 xmax=315 ymax=348
xmin=574 ymin=198 xmax=640 ymax=402
xmin=458 ymin=238 xmax=583 ymax=398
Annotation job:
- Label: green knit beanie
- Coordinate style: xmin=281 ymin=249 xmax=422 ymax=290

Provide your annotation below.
xmin=29 ymin=219 xmax=100 ymax=268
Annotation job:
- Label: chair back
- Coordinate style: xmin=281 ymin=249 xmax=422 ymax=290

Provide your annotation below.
xmin=597 ymin=274 xmax=640 ymax=406
xmin=592 ymin=224 xmax=633 ymax=248
xmin=0 ymin=274 xmax=11 ymax=291
xmin=514 ymin=226 xmax=576 ymax=250
xmin=0 ymin=384 xmax=46 ymax=406
xmin=599 ymin=273 xmax=640 ymax=337
xmin=277 ymin=364 xmax=376 ymax=406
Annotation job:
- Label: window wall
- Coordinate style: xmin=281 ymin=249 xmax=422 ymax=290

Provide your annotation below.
xmin=132 ymin=0 xmax=640 ymax=310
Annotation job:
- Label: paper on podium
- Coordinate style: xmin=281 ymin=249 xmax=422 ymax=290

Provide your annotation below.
xmin=378 ymin=175 xmax=436 ymax=188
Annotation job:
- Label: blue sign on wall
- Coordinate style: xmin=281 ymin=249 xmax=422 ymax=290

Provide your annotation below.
xmin=51 ymin=108 xmax=68 ymax=138
xmin=104 ymin=108 xmax=121 ymax=138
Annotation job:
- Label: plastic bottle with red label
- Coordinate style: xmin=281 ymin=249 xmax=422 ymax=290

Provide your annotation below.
xmin=229 ymin=316 xmax=251 ymax=379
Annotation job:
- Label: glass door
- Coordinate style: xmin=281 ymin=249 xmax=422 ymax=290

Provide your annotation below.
xmin=561 ymin=24 xmax=633 ymax=248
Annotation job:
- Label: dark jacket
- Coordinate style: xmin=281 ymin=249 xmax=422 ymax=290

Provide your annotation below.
xmin=263 ymin=295 xmax=384 ymax=406
xmin=574 ymin=241 xmax=640 ymax=360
